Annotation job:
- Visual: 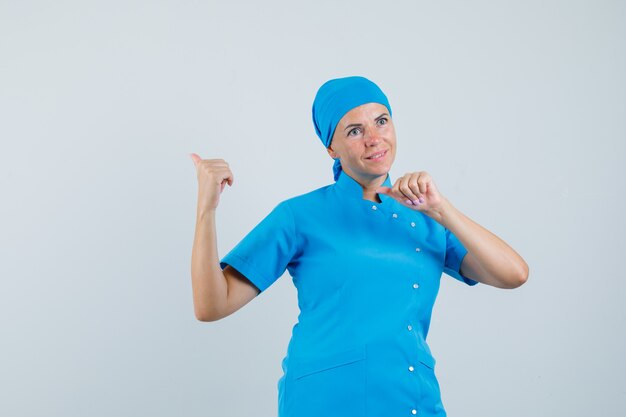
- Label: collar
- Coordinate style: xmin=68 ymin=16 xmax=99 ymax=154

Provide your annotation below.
xmin=334 ymin=170 xmax=394 ymax=203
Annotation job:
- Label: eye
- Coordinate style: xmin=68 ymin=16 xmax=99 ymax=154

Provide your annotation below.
xmin=348 ymin=127 xmax=361 ymax=137
xmin=377 ymin=117 xmax=388 ymax=126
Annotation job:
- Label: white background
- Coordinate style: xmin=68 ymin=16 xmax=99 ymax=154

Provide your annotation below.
xmin=1 ymin=1 xmax=624 ymax=416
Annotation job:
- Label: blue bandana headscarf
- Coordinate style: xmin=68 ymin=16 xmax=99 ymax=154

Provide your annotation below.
xmin=312 ymin=76 xmax=392 ymax=181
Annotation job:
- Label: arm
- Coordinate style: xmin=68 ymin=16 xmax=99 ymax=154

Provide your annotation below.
xmin=377 ymin=171 xmax=529 ymax=289
xmin=191 ymin=209 xmax=260 ymax=321
xmin=431 ymin=198 xmax=528 ymax=289
xmin=190 ymin=154 xmax=260 ymax=322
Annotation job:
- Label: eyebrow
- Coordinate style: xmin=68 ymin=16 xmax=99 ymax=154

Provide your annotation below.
xmin=343 ymin=113 xmax=390 ymax=131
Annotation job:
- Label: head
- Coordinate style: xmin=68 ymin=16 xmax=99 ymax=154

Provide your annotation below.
xmin=312 ymin=76 xmax=395 ymax=182
xmin=327 ymin=102 xmax=396 ymax=184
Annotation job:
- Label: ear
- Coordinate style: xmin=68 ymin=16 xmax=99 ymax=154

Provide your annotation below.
xmin=326 ymin=146 xmax=339 ymax=160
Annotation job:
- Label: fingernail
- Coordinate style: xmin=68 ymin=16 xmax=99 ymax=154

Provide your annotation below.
xmin=418 ymin=197 xmax=425 ymax=203
xmin=412 ymin=200 xmax=420 ymax=205
xmin=405 ymin=199 xmax=413 ymax=205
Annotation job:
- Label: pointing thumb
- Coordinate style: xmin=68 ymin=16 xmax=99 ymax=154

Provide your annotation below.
xmin=190 ymin=153 xmax=201 ymax=167
xmin=376 ymin=186 xmax=391 ymax=195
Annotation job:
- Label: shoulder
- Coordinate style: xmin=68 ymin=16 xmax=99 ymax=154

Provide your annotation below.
xmin=278 ymin=183 xmax=335 ymax=210
xmin=265 ymin=183 xmax=336 ymax=231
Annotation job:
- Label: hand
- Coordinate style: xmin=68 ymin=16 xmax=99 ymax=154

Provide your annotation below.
xmin=190 ymin=153 xmax=234 ymax=210
xmin=376 ymin=171 xmax=447 ymax=217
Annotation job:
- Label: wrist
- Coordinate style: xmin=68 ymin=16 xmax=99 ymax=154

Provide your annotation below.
xmin=197 ymin=206 xmax=217 ymax=221
xmin=426 ymin=197 xmax=455 ymax=225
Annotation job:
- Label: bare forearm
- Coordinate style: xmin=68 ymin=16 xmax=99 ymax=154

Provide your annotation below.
xmin=429 ymin=198 xmax=529 ymax=288
xmin=191 ymin=207 xmax=228 ymax=321
xmin=376 ymin=170 xmax=528 ymax=288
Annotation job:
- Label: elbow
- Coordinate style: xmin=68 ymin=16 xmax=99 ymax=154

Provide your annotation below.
xmin=195 ymin=312 xmax=220 ymax=322
xmin=195 ymin=312 xmax=215 ymax=322
xmin=504 ymin=262 xmax=529 ymax=289
xmin=194 ymin=306 xmax=223 ymax=322
xmin=507 ymin=273 xmax=528 ymax=289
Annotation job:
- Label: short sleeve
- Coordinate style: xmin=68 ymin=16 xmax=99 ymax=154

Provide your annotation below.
xmin=220 ymin=201 xmax=297 ymax=294
xmin=443 ymin=228 xmax=478 ymax=286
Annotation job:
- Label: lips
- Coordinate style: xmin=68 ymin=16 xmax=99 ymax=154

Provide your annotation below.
xmin=365 ymin=150 xmax=388 ymax=160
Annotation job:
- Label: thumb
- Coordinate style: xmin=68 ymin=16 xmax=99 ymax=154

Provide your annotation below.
xmin=189 ymin=153 xmax=201 ymax=167
xmin=376 ymin=186 xmax=391 ymax=195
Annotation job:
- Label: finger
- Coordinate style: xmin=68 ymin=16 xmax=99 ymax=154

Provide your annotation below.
xmin=389 ymin=179 xmax=405 ymax=203
xmin=399 ymin=175 xmax=420 ymax=204
xmin=203 ymin=158 xmax=229 ymax=165
xmin=209 ymin=165 xmax=234 ymax=186
xmin=214 ymin=168 xmax=234 ymax=186
xmin=194 ymin=158 xmax=228 ymax=176
xmin=391 ymin=178 xmax=414 ymax=206
xmin=407 ymin=173 xmax=424 ymax=204
xmin=197 ymin=164 xmax=232 ymax=184
xmin=220 ymin=169 xmax=235 ymax=192
xmin=376 ymin=186 xmax=391 ymax=195
xmin=190 ymin=153 xmax=202 ymax=167
xmin=404 ymin=172 xmax=426 ymax=204
xmin=416 ymin=172 xmax=430 ymax=195
xmin=199 ymin=159 xmax=230 ymax=170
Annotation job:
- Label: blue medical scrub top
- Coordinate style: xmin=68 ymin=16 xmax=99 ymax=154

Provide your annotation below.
xmin=220 ymin=171 xmax=478 ymax=417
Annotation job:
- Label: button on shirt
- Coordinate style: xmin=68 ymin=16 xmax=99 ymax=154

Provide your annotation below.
xmin=220 ymin=171 xmax=478 ymax=417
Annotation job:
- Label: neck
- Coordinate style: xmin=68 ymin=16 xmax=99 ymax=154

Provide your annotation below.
xmin=345 ymin=170 xmax=388 ymax=202
xmin=364 ymin=190 xmax=382 ymax=203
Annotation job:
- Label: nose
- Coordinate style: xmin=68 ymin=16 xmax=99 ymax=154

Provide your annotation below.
xmin=364 ymin=126 xmax=382 ymax=146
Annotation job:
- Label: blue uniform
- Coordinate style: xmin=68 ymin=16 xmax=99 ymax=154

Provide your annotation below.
xmin=220 ymin=171 xmax=478 ymax=417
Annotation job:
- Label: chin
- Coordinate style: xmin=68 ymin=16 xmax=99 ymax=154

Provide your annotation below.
xmin=368 ymin=169 xmax=390 ymax=178
xmin=375 ymin=165 xmax=392 ymax=175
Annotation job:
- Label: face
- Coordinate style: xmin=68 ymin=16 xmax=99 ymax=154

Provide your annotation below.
xmin=327 ymin=102 xmax=397 ymax=184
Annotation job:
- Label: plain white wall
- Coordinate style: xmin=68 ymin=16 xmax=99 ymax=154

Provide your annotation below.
xmin=1 ymin=1 xmax=625 ymax=416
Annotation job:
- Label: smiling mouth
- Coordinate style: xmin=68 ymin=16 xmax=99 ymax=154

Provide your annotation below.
xmin=365 ymin=150 xmax=388 ymax=160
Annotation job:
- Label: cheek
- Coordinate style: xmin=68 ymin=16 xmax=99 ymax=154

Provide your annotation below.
xmin=345 ymin=143 xmax=363 ymax=156
xmin=388 ymin=146 xmax=397 ymax=162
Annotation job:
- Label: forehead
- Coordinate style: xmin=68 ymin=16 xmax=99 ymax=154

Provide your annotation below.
xmin=339 ymin=102 xmax=389 ymax=125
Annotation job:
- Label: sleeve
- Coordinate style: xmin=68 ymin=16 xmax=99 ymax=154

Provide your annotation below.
xmin=443 ymin=227 xmax=479 ymax=286
xmin=220 ymin=200 xmax=297 ymax=294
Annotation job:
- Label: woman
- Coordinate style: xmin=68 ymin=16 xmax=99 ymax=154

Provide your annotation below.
xmin=190 ymin=76 xmax=529 ymax=417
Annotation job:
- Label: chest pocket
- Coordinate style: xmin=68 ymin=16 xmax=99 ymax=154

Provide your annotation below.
xmin=288 ymin=346 xmax=367 ymax=416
